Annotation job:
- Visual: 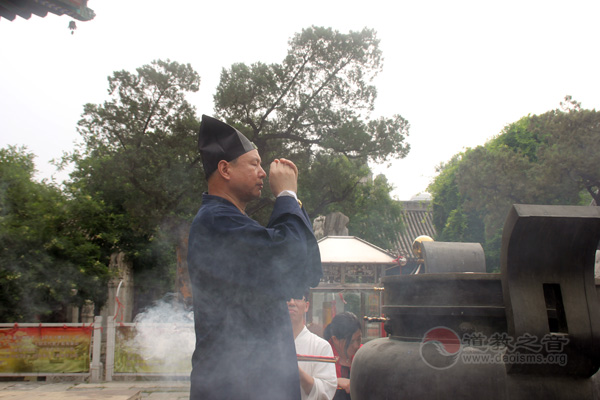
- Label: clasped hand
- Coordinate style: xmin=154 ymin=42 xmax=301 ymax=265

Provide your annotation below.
xmin=269 ymin=158 xmax=298 ymax=196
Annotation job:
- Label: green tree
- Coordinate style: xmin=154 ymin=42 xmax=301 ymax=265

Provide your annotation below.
xmin=338 ymin=174 xmax=404 ymax=250
xmin=457 ymin=145 xmax=534 ymax=236
xmin=532 ymin=96 xmax=600 ymax=204
xmin=428 ymin=154 xmax=493 ymax=268
xmin=213 ymin=26 xmax=411 ymax=238
xmin=428 ymin=155 xmax=466 ymax=240
xmin=63 ymin=59 xmax=205 ymax=309
xmin=428 ymin=97 xmax=598 ymax=271
xmin=0 ymin=146 xmax=108 ymax=321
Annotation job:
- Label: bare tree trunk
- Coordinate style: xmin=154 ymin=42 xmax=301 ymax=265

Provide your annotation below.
xmin=176 ymin=222 xmax=192 ymax=307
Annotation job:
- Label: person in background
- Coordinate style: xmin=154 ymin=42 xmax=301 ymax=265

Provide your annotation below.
xmin=323 ymin=312 xmax=362 ymax=400
xmin=288 ymin=292 xmax=337 ymax=400
xmin=188 ymin=115 xmax=322 ymax=400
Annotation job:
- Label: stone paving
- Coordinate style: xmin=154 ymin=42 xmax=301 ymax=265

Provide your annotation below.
xmin=0 ymin=380 xmax=190 ymax=399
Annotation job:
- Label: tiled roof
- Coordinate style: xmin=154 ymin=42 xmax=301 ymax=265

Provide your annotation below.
xmin=318 ymin=236 xmax=397 ymax=264
xmin=395 ymin=200 xmax=437 ymax=260
xmin=0 ymin=0 xmax=95 ymax=21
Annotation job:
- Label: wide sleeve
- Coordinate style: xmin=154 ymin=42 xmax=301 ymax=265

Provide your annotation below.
xmin=267 ymin=196 xmax=323 ymax=296
xmin=188 ymin=196 xmax=322 ymax=300
xmin=302 ymin=336 xmax=338 ymax=400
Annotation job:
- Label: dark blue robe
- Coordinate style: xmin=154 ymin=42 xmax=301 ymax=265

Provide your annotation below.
xmin=188 ymin=193 xmax=322 ymax=400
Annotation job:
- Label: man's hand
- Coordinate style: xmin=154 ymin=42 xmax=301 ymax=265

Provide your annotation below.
xmin=269 ymin=158 xmax=298 ymax=196
xmin=298 ymin=366 xmax=315 ymax=396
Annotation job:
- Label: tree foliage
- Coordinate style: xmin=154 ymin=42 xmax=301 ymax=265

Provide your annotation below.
xmin=339 ymin=174 xmax=405 ymax=250
xmin=62 ymin=59 xmax=205 ymax=308
xmin=533 ymin=96 xmax=600 ymax=204
xmin=428 ymin=97 xmax=598 ymax=271
xmin=0 ymin=146 xmax=108 ymax=321
xmin=68 ymin=59 xmax=204 ymax=234
xmin=213 ymin=26 xmax=410 ymax=235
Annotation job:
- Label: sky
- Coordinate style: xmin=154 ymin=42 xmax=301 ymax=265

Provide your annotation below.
xmin=1 ymin=0 xmax=599 ymax=200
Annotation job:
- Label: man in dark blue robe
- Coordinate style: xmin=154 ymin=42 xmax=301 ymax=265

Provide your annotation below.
xmin=188 ymin=115 xmax=322 ymax=400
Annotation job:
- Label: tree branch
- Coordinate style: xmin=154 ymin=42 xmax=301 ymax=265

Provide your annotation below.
xmin=257 ymin=53 xmax=312 ymax=130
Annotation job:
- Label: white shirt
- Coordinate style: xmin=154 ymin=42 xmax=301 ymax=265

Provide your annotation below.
xmin=295 ymin=326 xmax=338 ymax=400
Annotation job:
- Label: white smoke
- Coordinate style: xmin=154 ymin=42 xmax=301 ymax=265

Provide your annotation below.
xmin=125 ymin=295 xmax=195 ymax=373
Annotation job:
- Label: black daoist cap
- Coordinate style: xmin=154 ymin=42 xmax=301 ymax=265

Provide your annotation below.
xmin=198 ymin=115 xmax=256 ymax=179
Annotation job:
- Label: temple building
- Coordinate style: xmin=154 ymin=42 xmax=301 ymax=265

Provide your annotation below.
xmin=0 ymin=0 xmax=95 ymax=22
xmin=307 ymin=195 xmax=437 ymax=339
xmin=307 ymin=235 xmax=397 ymax=340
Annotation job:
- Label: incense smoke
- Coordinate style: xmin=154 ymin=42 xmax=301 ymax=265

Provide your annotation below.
xmin=125 ymin=295 xmax=194 ymax=374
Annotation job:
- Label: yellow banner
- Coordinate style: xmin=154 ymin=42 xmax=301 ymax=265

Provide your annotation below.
xmin=0 ymin=325 xmax=92 ymax=373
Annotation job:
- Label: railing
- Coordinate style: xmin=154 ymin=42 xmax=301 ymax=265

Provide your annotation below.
xmin=105 ymin=317 xmax=193 ymax=381
xmin=0 ymin=316 xmax=103 ymax=382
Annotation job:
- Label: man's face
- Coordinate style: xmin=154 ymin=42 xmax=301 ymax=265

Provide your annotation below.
xmin=228 ymin=149 xmax=266 ymax=202
xmin=287 ymin=296 xmax=309 ymax=324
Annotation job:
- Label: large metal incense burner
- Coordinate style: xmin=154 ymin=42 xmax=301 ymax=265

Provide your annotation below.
xmin=351 ymin=204 xmax=600 ymax=399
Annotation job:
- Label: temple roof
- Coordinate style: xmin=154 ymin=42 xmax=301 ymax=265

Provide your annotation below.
xmin=395 ymin=200 xmax=437 ymax=260
xmin=318 ymin=236 xmax=397 ymax=264
xmin=0 ymin=0 xmax=95 ymax=21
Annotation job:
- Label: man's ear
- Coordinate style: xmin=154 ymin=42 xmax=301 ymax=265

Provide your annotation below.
xmin=217 ymin=160 xmax=231 ymax=180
